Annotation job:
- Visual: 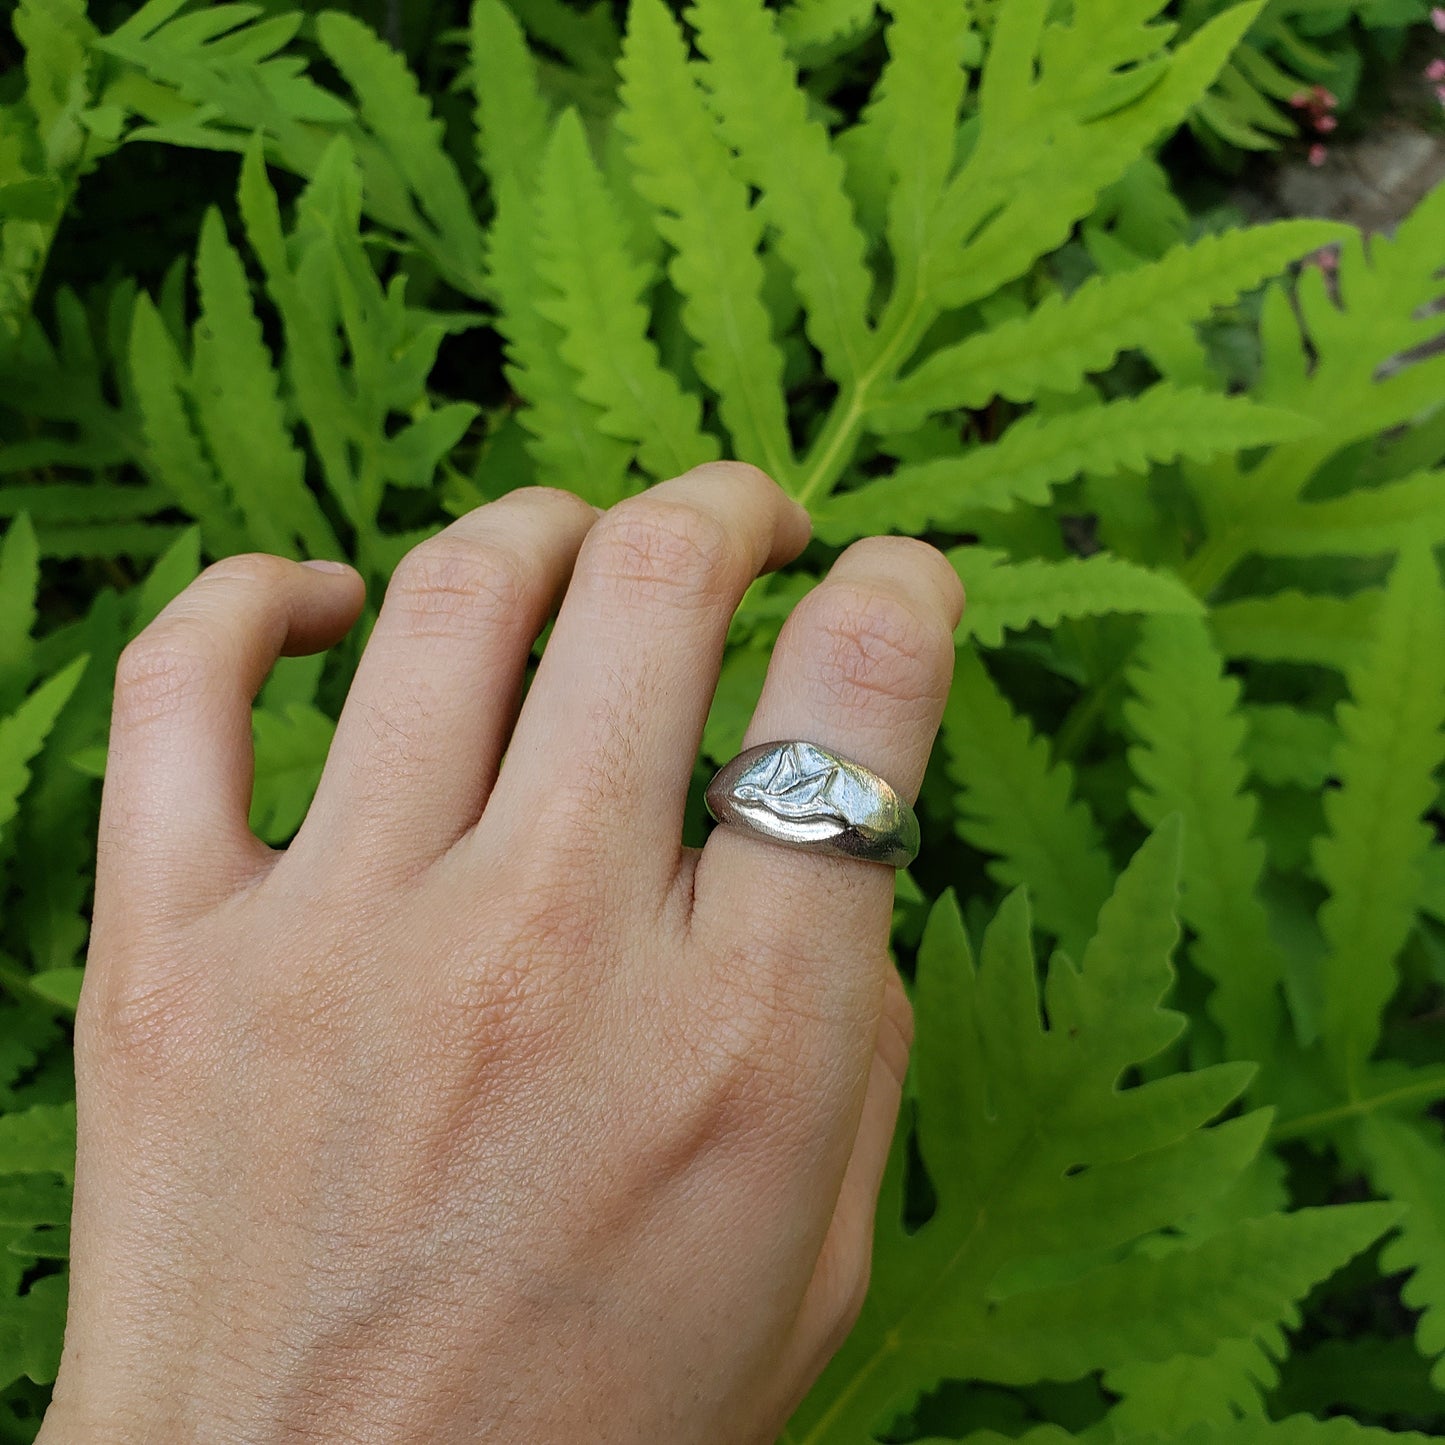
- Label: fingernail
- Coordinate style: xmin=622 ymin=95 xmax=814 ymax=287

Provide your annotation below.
xmin=302 ymin=559 xmax=356 ymax=575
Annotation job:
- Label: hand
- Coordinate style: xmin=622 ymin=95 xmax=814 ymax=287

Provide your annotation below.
xmin=40 ymin=464 xmax=963 ymax=1444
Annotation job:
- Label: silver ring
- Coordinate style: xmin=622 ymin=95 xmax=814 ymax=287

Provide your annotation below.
xmin=704 ymin=740 xmax=920 ymax=868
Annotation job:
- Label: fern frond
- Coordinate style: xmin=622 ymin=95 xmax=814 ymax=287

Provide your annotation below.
xmin=0 ymin=514 xmax=39 ymax=711
xmin=313 ymin=12 xmax=486 ymax=297
xmin=238 ymin=139 xmax=478 ymax=535
xmin=689 ymin=0 xmax=874 ymax=387
xmin=190 ymin=210 xmax=338 ymax=559
xmin=1105 ymin=1334 xmax=1278 ymax=1430
xmin=1017 ymin=1411 xmax=1445 ymax=1445
xmin=1314 ymin=544 xmax=1445 ymax=1085
xmin=968 ymin=1204 xmax=1395 ymax=1385
xmin=0 ymin=658 xmax=86 ymax=843
xmin=250 ymin=702 xmax=335 ymax=846
xmin=1210 ymin=589 xmax=1379 ymax=671
xmin=817 ymin=386 xmax=1313 ymax=543
xmin=1241 ymin=705 xmax=1336 ymax=790
xmin=874 ymin=221 xmax=1345 ymax=431
xmin=533 ymin=110 xmax=717 ymax=483
xmin=941 ymin=648 xmax=1115 ymax=959
xmin=779 ymin=0 xmax=877 ymax=58
xmin=1273 ymin=1335 xmax=1445 ymax=1423
xmin=1251 ymin=469 xmax=1445 ymax=559
xmin=469 ymin=0 xmax=551 ymax=197
xmin=791 ymin=827 xmax=1360 ymax=1444
xmin=484 ymin=176 xmax=631 ymax=502
xmin=1359 ymin=1114 xmax=1445 ymax=1390
xmin=617 ymin=0 xmax=793 ymax=484
xmin=869 ymin=0 xmax=971 ymax=286
xmin=955 ymin=547 xmax=1202 ymax=647
xmin=927 ymin=4 xmax=1265 ymax=309
xmin=1125 ymin=614 xmax=1282 ymax=1069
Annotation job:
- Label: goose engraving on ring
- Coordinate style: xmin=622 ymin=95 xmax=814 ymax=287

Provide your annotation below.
xmin=704 ymin=740 xmax=920 ymax=868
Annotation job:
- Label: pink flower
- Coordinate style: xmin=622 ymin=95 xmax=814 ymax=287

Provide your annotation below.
xmin=1433 ymin=6 xmax=1445 ymax=31
xmin=1288 ymin=90 xmax=1310 ymax=108
xmin=1312 ymin=85 xmax=1338 ymax=109
xmin=1308 ymin=142 xmax=1328 ymax=166
xmin=1316 ymin=113 xmax=1338 ymax=133
xmin=1427 ymin=57 xmax=1445 ymax=82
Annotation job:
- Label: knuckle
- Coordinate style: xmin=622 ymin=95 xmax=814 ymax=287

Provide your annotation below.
xmin=195 ymin=551 xmax=292 ymax=589
xmin=798 ymin=583 xmax=954 ymax=714
xmin=77 ymin=961 xmax=209 ymax=1085
xmin=113 ymin=626 xmax=214 ymax=725
xmin=511 ymin=484 xmax=598 ymax=522
xmin=386 ymin=537 xmax=531 ymax=638
xmin=584 ymin=498 xmax=737 ymax=606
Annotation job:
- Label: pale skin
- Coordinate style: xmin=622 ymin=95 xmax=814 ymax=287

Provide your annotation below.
xmin=38 ymin=463 xmax=963 ymax=1443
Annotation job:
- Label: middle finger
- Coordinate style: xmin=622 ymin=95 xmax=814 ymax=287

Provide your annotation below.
xmin=481 ymin=462 xmax=810 ymax=890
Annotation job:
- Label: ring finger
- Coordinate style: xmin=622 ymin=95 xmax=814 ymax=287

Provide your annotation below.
xmin=690 ymin=536 xmax=963 ymax=970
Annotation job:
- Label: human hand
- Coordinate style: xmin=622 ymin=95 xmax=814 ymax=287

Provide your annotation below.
xmin=40 ymin=463 xmax=962 ymax=1443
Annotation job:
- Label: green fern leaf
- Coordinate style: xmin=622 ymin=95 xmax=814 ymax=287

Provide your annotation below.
xmin=533 ymin=110 xmax=717 ymax=483
xmin=1314 ymin=543 xmax=1445 ymax=1086
xmin=1358 ymin=1114 xmax=1445 ymax=1390
xmin=0 ymin=1099 xmax=76 ymax=1388
xmin=506 ymin=0 xmax=619 ymax=81
xmin=129 ymin=525 xmax=201 ymax=637
xmin=128 ymin=294 xmax=247 ymax=558
xmin=485 ymin=163 xmax=633 ymax=501
xmin=792 ymin=826 xmax=1377 ymax=1443
xmin=874 ymin=220 xmax=1345 ymax=431
xmin=689 ymin=0 xmax=874 ymax=387
xmin=817 ymin=385 xmax=1314 ymax=543
xmin=313 ymin=12 xmax=486 ymax=298
xmin=927 ymin=3 xmax=1265 ymax=310
xmin=191 ymin=209 xmax=338 ymax=559
xmin=1105 ymin=1334 xmax=1278 ymax=1430
xmin=0 ymin=1101 xmax=73 ymax=1181
xmin=249 ymin=702 xmax=335 ymax=846
xmin=868 ymin=0 xmax=971 ymax=286
xmin=1251 ymin=469 xmax=1445 ymax=559
xmin=968 ymin=1204 xmax=1393 ymax=1385
xmin=469 ymin=0 xmax=551 ymax=197
xmin=1125 ymin=615 xmax=1282 ymax=1069
xmin=941 ymin=648 xmax=1117 ymax=964
xmin=1025 ymin=1415 xmax=1442 ymax=1445
xmin=955 ymin=547 xmax=1202 ymax=647
xmin=1211 ymin=588 xmax=1380 ymax=672
xmin=1241 ymin=705 xmax=1337 ymax=790
xmin=0 ymin=513 xmax=38 ymax=711
xmin=779 ymin=0 xmax=877 ymax=57
xmin=1272 ymin=1335 xmax=1445 ymax=1421
xmin=617 ymin=0 xmax=794 ymax=484
xmin=0 ymin=657 xmax=85 ymax=844
xmin=0 ymin=1266 xmax=65 ymax=1389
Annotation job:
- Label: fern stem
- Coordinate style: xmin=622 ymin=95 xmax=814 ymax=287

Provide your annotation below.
xmin=1180 ymin=528 xmax=1246 ymax=599
xmin=1054 ymin=529 xmax=1249 ymax=763
xmin=795 ymin=283 xmax=932 ymax=507
xmin=1270 ymin=1072 xmax=1445 ymax=1144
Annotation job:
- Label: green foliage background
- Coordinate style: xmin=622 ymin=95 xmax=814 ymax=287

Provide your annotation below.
xmin=1 ymin=0 xmax=1444 ymax=1438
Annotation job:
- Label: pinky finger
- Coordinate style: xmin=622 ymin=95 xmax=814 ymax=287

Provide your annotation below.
xmin=100 ymin=554 xmax=364 ymax=916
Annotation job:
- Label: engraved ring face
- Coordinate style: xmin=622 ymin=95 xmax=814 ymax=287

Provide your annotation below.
xmin=704 ymin=741 xmax=920 ymax=868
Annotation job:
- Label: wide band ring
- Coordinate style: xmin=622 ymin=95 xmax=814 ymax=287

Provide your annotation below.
xmin=704 ymin=740 xmax=920 ymax=869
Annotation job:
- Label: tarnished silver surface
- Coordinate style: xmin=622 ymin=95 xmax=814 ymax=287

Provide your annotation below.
xmin=705 ymin=740 xmax=919 ymax=868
